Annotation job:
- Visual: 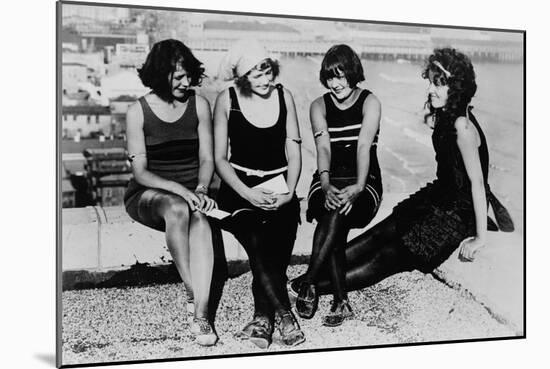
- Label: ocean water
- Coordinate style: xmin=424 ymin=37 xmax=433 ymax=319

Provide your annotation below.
xmin=196 ymin=53 xmax=524 ymax=234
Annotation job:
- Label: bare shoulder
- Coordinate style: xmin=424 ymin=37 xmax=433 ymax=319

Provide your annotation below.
xmin=454 ymin=116 xmax=480 ymax=145
xmin=214 ymin=88 xmax=230 ymax=106
xmin=310 ymin=95 xmax=325 ymax=111
xmin=194 ymin=93 xmax=211 ymax=112
xmin=126 ymin=100 xmax=143 ymax=124
xmin=364 ymin=91 xmax=381 ymax=110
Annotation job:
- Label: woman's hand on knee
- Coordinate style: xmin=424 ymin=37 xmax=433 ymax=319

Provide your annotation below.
xmin=176 ymin=188 xmax=201 ymax=212
xmin=339 ymin=201 xmax=353 ymax=215
xmin=196 ymin=193 xmax=217 ymax=212
xmin=322 ymin=183 xmax=342 ymax=210
xmin=338 ymin=184 xmax=362 ymax=203
xmin=337 ymin=184 xmax=363 ymax=214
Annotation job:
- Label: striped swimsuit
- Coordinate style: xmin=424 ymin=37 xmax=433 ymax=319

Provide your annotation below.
xmin=306 ymin=89 xmax=382 ymax=228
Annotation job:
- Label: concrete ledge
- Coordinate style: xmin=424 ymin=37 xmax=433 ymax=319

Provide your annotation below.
xmin=60 ymin=194 xmax=523 ymax=333
xmin=61 ymin=195 xmax=405 ymax=271
xmin=433 ymin=230 xmax=524 ymax=334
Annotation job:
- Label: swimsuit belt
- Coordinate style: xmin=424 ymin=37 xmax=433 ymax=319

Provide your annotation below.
xmin=230 ymin=163 xmax=287 ymax=177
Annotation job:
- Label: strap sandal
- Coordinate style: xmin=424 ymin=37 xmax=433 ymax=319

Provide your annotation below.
xmin=234 ymin=315 xmax=273 ymax=349
xmin=275 ymin=310 xmax=306 ymax=347
xmin=295 ymin=282 xmax=318 ymax=319
xmin=287 ymin=279 xmax=300 ymax=305
xmin=190 ymin=317 xmax=218 ymax=346
xmin=249 ymin=317 xmax=273 ymax=349
xmin=322 ymin=300 xmax=354 ymax=327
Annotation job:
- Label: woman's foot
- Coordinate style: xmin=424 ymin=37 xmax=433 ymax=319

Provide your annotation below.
xmin=249 ymin=316 xmax=273 ymax=349
xmin=190 ymin=317 xmax=218 ymax=346
xmin=275 ymin=310 xmax=306 ymax=347
xmin=295 ymin=282 xmax=318 ymax=319
xmin=287 ymin=279 xmax=300 ymax=305
xmin=234 ymin=315 xmax=273 ymax=349
xmin=322 ymin=300 xmax=353 ymax=327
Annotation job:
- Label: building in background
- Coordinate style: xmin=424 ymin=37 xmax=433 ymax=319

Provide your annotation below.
xmin=63 ymin=5 xmax=131 ymax=23
xmin=62 ymin=105 xmax=111 ymax=138
xmin=109 ymin=95 xmax=136 ymax=138
xmin=100 ymin=70 xmax=149 ymax=100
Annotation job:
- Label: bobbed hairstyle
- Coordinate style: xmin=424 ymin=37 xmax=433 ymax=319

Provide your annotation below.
xmin=320 ymin=44 xmax=365 ymax=89
xmin=422 ymin=47 xmax=477 ymax=125
xmin=137 ymin=39 xmax=205 ymax=102
xmin=234 ymin=58 xmax=280 ymax=97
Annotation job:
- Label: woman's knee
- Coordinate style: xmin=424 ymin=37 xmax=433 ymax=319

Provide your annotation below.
xmin=325 ymin=208 xmax=345 ymax=221
xmin=160 ymin=197 xmax=190 ymax=224
xmin=189 ymin=212 xmax=213 ymax=245
xmin=361 ymin=216 xmax=396 ymax=243
xmin=190 ymin=211 xmax=210 ymax=227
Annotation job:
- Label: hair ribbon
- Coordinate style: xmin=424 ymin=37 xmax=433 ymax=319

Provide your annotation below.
xmin=433 ymin=60 xmax=453 ymax=78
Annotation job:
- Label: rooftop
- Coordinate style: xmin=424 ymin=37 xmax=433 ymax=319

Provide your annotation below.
xmin=203 ymin=20 xmax=300 ymax=33
xmin=62 ymin=105 xmax=111 ymax=115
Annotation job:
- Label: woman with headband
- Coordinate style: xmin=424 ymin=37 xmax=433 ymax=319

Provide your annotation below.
xmin=124 ymin=39 xmax=218 ymax=346
xmin=213 ymin=39 xmax=305 ymax=348
xmin=290 ymin=47 xmax=513 ymax=316
xmin=293 ymin=44 xmax=383 ymax=326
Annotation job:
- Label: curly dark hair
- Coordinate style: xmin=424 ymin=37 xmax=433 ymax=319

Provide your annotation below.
xmin=234 ymin=58 xmax=280 ymax=97
xmin=422 ymin=48 xmax=477 ymax=126
xmin=137 ymin=39 xmax=205 ymax=103
xmin=320 ymin=44 xmax=365 ymax=89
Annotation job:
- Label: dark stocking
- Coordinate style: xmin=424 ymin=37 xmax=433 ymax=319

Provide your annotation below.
xmin=297 ymin=216 xmax=416 ymax=295
xmin=303 ymin=209 xmax=350 ymax=300
xmin=226 ymin=212 xmax=292 ymax=318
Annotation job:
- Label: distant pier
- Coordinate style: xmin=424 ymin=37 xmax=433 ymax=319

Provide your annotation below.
xmin=185 ymin=38 xmax=523 ymax=63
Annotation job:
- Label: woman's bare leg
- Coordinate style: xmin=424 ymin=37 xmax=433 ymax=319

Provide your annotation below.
xmin=188 ymin=211 xmax=214 ymax=319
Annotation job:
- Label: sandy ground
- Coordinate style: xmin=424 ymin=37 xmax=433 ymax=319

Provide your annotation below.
xmin=62 ymin=265 xmax=515 ymax=366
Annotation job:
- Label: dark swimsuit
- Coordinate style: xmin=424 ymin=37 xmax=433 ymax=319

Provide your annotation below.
xmin=392 ymin=109 xmax=507 ymax=272
xmin=124 ymin=93 xmax=199 ymax=223
xmin=217 ymin=84 xmax=299 ymax=221
xmin=306 ymin=89 xmax=383 ymax=228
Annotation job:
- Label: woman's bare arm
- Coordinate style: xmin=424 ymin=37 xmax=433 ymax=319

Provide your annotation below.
xmin=126 ymin=100 xmax=199 ymax=209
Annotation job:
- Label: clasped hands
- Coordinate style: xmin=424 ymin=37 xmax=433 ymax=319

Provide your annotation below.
xmin=245 ymin=187 xmax=292 ymax=211
xmin=322 ymin=182 xmax=363 ymax=215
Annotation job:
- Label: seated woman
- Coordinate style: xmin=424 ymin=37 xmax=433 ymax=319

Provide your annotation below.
xmin=213 ymin=39 xmax=305 ymax=349
xmin=291 ymin=47 xmax=513 ymax=316
xmin=124 ymin=39 xmax=218 ymax=346
xmin=293 ymin=44 xmax=383 ymax=326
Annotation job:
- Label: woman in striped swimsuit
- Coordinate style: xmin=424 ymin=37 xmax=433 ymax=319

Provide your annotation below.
xmin=294 ymin=44 xmax=383 ymax=326
xmin=124 ymin=40 xmax=218 ymax=346
xmin=213 ymin=40 xmax=305 ymax=348
xmin=292 ymin=47 xmax=514 ymax=328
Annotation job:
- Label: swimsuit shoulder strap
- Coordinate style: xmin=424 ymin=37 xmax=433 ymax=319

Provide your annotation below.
xmin=228 ymin=86 xmax=241 ymax=111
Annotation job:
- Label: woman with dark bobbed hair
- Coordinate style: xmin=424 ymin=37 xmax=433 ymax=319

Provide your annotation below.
xmin=213 ymin=39 xmax=305 ymax=349
xmin=293 ymin=44 xmax=383 ymax=326
xmin=124 ymin=39 xmax=218 ymax=346
xmin=291 ymin=47 xmax=513 ymax=323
